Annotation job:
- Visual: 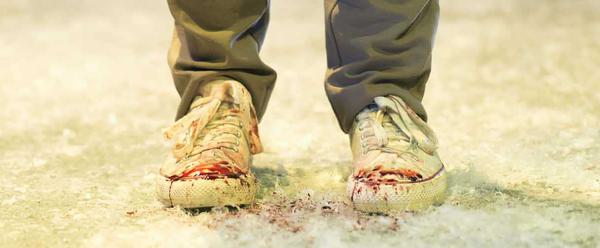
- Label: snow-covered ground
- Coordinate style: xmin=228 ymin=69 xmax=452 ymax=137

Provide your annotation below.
xmin=1 ymin=0 xmax=599 ymax=247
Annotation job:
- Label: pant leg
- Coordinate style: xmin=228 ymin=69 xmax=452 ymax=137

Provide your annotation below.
xmin=324 ymin=0 xmax=440 ymax=133
xmin=168 ymin=0 xmax=276 ymax=121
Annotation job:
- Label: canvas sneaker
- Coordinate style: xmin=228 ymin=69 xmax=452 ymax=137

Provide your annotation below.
xmin=156 ymin=79 xmax=262 ymax=208
xmin=348 ymin=95 xmax=447 ymax=213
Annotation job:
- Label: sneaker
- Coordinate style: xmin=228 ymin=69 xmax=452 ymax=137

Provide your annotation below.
xmin=347 ymin=95 xmax=447 ymax=213
xmin=156 ymin=80 xmax=263 ymax=208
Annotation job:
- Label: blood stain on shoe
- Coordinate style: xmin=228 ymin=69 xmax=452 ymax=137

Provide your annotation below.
xmin=352 ymin=166 xmax=424 ymax=193
xmin=168 ymin=162 xmax=245 ymax=181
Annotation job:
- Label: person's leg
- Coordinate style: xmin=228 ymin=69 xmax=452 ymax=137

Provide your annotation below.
xmin=325 ymin=0 xmax=446 ymax=213
xmin=168 ymin=0 xmax=276 ymax=121
xmin=324 ymin=0 xmax=439 ymax=133
xmin=157 ymin=0 xmax=274 ymax=209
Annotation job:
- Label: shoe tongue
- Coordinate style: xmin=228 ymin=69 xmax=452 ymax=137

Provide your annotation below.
xmin=358 ymin=101 xmax=399 ymax=123
xmin=198 ymin=79 xmax=247 ymax=104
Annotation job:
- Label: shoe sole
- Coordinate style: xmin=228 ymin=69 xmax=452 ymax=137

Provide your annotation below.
xmin=347 ymin=167 xmax=447 ymax=214
xmin=156 ymin=173 xmax=258 ymax=209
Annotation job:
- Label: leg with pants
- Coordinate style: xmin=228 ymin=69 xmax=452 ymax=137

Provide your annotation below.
xmin=167 ymin=0 xmax=439 ymax=133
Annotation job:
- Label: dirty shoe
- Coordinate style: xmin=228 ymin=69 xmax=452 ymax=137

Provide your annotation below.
xmin=347 ymin=95 xmax=447 ymax=213
xmin=156 ymin=80 xmax=262 ymax=208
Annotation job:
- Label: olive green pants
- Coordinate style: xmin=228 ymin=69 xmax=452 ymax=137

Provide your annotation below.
xmin=167 ymin=0 xmax=439 ymax=133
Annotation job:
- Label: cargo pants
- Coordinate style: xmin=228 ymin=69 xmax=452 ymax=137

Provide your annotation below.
xmin=167 ymin=0 xmax=439 ymax=133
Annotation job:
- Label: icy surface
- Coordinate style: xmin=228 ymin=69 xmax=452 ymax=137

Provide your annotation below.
xmin=1 ymin=0 xmax=599 ymax=247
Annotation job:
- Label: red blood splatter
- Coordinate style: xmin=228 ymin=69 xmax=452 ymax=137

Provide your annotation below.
xmin=168 ymin=162 xmax=245 ymax=181
xmin=380 ymin=168 xmax=423 ymax=182
xmin=352 ymin=165 xmax=424 ymax=192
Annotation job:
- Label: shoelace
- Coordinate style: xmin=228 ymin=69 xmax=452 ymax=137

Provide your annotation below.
xmin=190 ymin=108 xmax=243 ymax=154
xmin=164 ymin=97 xmax=244 ymax=162
xmin=358 ymin=96 xmax=438 ymax=159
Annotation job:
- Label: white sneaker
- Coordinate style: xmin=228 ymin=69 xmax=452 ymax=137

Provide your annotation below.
xmin=348 ymin=95 xmax=447 ymax=213
xmin=156 ymin=80 xmax=263 ymax=208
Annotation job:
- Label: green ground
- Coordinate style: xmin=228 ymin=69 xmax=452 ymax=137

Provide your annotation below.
xmin=1 ymin=0 xmax=599 ymax=247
